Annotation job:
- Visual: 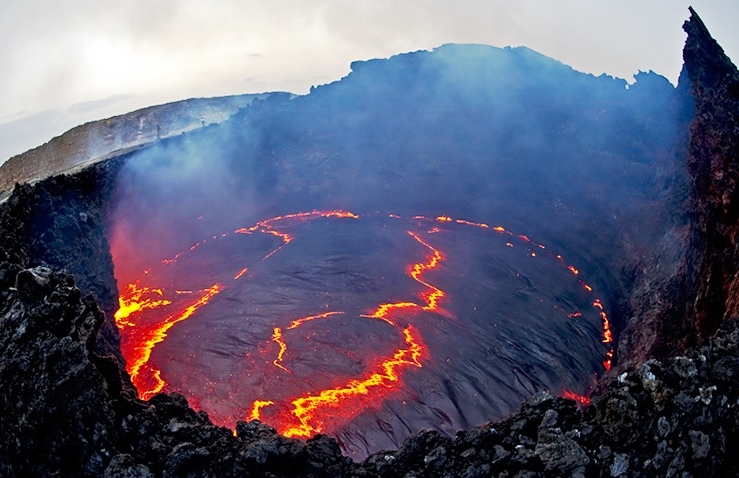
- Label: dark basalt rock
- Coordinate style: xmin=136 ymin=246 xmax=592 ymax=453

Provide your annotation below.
xmin=0 ymin=160 xmax=128 ymax=372
xmin=683 ymin=7 xmax=739 ymax=338
xmin=0 ymin=266 xmax=117 ymax=476
xmin=1 ymin=7 xmax=738 ymax=478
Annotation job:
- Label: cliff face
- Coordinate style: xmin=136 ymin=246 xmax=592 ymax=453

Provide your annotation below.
xmin=0 ymin=8 xmax=737 ymax=478
xmin=683 ymin=8 xmax=739 ymax=337
xmin=0 ymin=94 xmax=265 ymax=196
xmin=0 ymin=160 xmax=132 ymax=388
xmin=608 ymin=68 xmax=694 ymax=371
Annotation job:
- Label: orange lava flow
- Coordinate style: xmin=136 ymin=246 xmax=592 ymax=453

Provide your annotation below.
xmin=251 ymin=210 xmax=359 ymax=260
xmin=407 ymin=213 xmax=614 ymax=374
xmin=456 ymin=219 xmax=488 ymax=228
xmin=363 ymin=302 xmax=418 ymax=326
xmin=407 ymin=231 xmax=445 ymax=311
xmin=272 ymin=327 xmax=291 ymax=373
xmin=122 ymin=284 xmax=222 ymax=400
xmin=249 ymin=400 xmax=275 ymax=421
xmin=287 ymin=311 xmax=344 ymax=330
xmin=592 ymin=299 xmax=613 ymax=343
xmin=262 ymin=230 xmax=293 ymax=260
xmin=115 ymin=210 xmax=362 ymax=407
xmin=114 ymin=284 xmax=171 ymax=327
xmin=249 ymin=227 xmax=446 ymax=436
xmin=276 ymin=326 xmax=425 ymax=438
xmin=562 ymin=389 xmax=591 ymax=407
xmin=270 ymin=312 xmax=347 ymax=374
xmin=257 ymin=210 xmax=359 ymax=229
xmin=592 ymin=299 xmax=614 ymax=370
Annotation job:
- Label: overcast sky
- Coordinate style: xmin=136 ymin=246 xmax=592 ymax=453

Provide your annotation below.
xmin=1 ymin=1 xmax=737 ymax=165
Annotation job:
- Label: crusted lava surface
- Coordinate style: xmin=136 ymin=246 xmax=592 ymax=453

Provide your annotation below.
xmin=111 ymin=210 xmax=611 ymax=458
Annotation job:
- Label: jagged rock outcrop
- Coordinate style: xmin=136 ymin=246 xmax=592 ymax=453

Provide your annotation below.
xmin=0 ymin=7 xmax=738 ymax=478
xmin=0 ymin=266 xmax=119 ymax=476
xmin=0 ymin=161 xmax=129 ymax=373
xmin=683 ymin=7 xmax=739 ymax=338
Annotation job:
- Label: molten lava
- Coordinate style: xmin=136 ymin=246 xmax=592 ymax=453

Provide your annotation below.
xmin=256 ymin=326 xmax=426 ymax=438
xmin=118 ymin=284 xmax=222 ymax=400
xmin=115 ymin=284 xmax=171 ymax=327
xmin=248 ymin=225 xmax=444 ymax=437
xmin=562 ymin=389 xmax=591 ymax=407
xmin=113 ymin=210 xmax=614 ymax=441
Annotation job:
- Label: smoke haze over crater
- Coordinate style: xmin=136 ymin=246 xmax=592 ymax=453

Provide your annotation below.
xmin=1 ymin=2 xmax=736 ymax=164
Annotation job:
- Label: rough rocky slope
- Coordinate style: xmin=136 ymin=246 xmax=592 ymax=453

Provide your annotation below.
xmin=0 ymin=94 xmax=266 ymax=195
xmin=0 ymin=8 xmax=738 ymax=478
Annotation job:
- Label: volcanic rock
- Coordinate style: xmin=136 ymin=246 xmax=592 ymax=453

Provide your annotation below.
xmin=683 ymin=7 xmax=739 ymax=338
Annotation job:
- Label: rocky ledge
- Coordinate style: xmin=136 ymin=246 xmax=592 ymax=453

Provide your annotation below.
xmin=0 ymin=94 xmax=267 ymax=195
xmin=2 ymin=8 xmax=739 ymax=478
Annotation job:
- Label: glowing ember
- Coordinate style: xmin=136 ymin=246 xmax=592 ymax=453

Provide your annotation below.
xmin=604 ymin=349 xmax=614 ymax=371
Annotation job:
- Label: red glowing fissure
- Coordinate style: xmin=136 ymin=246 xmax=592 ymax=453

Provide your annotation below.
xmin=562 ymin=389 xmax=591 ymax=406
xmin=250 ymin=227 xmax=440 ymax=438
xmin=113 ymin=210 xmax=613 ymax=436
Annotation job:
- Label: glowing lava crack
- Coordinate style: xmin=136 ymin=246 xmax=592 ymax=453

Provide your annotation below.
xmin=251 ymin=230 xmax=440 ymax=438
xmin=113 ymin=211 xmax=613 ymax=438
xmin=115 ymin=283 xmax=222 ymax=400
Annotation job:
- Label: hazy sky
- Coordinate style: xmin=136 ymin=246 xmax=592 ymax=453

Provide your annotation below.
xmin=1 ymin=1 xmax=737 ymax=165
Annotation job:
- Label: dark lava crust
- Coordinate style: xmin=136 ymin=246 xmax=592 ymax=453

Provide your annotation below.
xmin=1 ymin=8 xmax=739 ymax=478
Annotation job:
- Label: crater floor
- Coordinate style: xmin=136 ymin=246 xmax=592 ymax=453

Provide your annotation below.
xmin=111 ymin=210 xmax=611 ymax=458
